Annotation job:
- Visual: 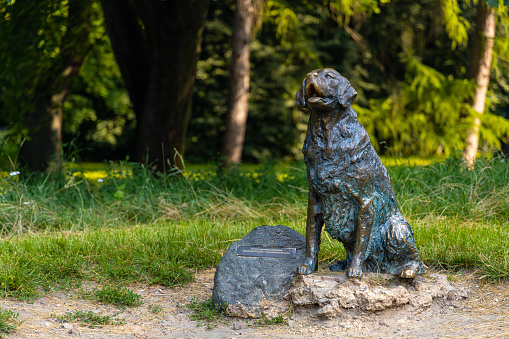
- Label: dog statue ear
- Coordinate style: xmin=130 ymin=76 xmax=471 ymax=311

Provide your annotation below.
xmin=338 ymin=78 xmax=358 ymax=108
xmin=296 ymin=79 xmax=307 ymax=109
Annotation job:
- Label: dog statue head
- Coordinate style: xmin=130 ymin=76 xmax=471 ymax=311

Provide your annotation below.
xmin=296 ymin=68 xmax=358 ymax=112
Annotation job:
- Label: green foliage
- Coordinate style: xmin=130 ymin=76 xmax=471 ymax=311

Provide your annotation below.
xmin=247 ymin=314 xmax=285 ymax=327
xmin=0 ymin=0 xmax=66 ymax=130
xmin=328 ymin=0 xmax=391 ymax=24
xmin=188 ymin=298 xmax=226 ymax=329
xmin=190 ymin=0 xmax=509 ymax=163
xmin=487 ymin=0 xmax=509 ymax=8
xmin=356 ymin=57 xmax=482 ymax=157
xmin=441 ymin=0 xmax=471 ymax=49
xmin=149 ymin=304 xmax=163 ymax=314
xmin=0 ymin=0 xmax=133 ymax=163
xmin=91 ymin=286 xmax=142 ymax=309
xmin=189 ymin=1 xmax=323 ymax=163
xmin=55 ymin=310 xmax=125 ymax=328
xmin=62 ymin=3 xmax=136 ymax=160
xmin=0 ymin=309 xmax=19 ymax=337
xmin=1 ymin=0 xmax=508 ymax=166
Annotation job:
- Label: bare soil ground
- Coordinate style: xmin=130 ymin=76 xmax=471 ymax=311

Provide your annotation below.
xmin=1 ymin=269 xmax=508 ymax=339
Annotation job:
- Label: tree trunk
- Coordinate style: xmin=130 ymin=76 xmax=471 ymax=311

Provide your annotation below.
xmin=100 ymin=0 xmax=148 ymax=118
xmin=221 ymin=0 xmax=254 ymax=165
xmin=463 ymin=1 xmax=496 ymax=167
xmin=101 ymin=0 xmax=209 ymax=172
xmin=19 ymin=0 xmax=92 ymax=173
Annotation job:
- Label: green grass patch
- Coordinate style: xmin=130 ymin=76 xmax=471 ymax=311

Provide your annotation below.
xmin=187 ymin=298 xmax=226 ymax=329
xmin=55 ymin=310 xmax=125 ymax=328
xmin=149 ymin=304 xmax=163 ymax=314
xmin=247 ymin=314 xmax=285 ymax=327
xmin=0 ymin=309 xmax=19 ymax=337
xmin=91 ymin=286 xmax=142 ymax=309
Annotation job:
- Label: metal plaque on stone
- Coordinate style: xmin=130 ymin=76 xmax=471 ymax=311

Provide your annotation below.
xmin=236 ymin=246 xmax=296 ymax=259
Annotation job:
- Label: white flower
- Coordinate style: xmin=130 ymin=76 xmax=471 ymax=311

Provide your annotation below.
xmin=23 ymin=201 xmax=30 ymax=205
xmin=97 ymin=178 xmax=104 ymax=183
xmin=9 ymin=171 xmax=20 ymax=176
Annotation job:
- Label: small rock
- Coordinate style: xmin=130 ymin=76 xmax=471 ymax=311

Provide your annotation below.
xmin=450 ymin=302 xmax=460 ymax=308
xmin=62 ymin=323 xmax=73 ymax=329
xmin=69 ymin=328 xmax=81 ymax=336
xmin=232 ymin=323 xmax=242 ymax=330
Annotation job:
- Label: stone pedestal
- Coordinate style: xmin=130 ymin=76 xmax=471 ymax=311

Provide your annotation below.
xmin=287 ymin=272 xmax=469 ymax=319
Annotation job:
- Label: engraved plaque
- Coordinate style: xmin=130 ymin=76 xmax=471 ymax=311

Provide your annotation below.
xmin=236 ymin=246 xmax=296 ymax=259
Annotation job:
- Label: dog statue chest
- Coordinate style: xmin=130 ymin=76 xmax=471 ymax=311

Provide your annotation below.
xmin=304 ymin=120 xmax=361 ymax=194
xmin=305 ymin=149 xmax=356 ymax=196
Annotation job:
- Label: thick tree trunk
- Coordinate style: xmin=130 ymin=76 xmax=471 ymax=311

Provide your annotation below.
xmin=463 ymin=2 xmax=495 ymax=167
xmin=101 ymin=0 xmax=209 ymax=172
xmin=221 ymin=0 xmax=254 ymax=165
xmin=100 ymin=0 xmax=148 ymax=118
xmin=19 ymin=0 xmax=92 ymax=173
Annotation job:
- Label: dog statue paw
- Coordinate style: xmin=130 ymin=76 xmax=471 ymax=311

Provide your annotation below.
xmin=297 ymin=256 xmax=317 ymax=275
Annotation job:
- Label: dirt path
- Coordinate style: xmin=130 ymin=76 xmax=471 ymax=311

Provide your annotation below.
xmin=1 ymin=269 xmax=508 ymax=338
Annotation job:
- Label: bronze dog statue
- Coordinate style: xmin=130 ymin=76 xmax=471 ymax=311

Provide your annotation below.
xmin=296 ymin=68 xmax=425 ymax=279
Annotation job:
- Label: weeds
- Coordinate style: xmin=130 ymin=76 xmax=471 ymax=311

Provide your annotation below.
xmin=91 ymin=286 xmax=142 ymax=309
xmin=149 ymin=304 xmax=163 ymax=314
xmin=187 ymin=299 xmax=226 ymax=329
xmin=0 ymin=309 xmax=19 ymax=337
xmin=247 ymin=314 xmax=285 ymax=327
xmin=55 ymin=310 xmax=125 ymax=328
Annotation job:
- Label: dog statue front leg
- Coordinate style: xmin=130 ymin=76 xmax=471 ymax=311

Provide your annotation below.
xmin=298 ymin=190 xmax=323 ymax=275
xmin=347 ymin=197 xmax=374 ymax=279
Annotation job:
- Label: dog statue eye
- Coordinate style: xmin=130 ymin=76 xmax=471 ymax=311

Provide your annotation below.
xmin=326 ymin=73 xmax=337 ymax=79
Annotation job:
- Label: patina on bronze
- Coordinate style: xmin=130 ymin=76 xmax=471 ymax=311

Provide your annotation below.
xmin=237 ymin=246 xmax=297 ymax=259
xmin=296 ymin=68 xmax=425 ymax=279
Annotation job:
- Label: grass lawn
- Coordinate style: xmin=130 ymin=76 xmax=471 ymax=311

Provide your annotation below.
xmin=0 ymin=156 xmax=508 ymax=302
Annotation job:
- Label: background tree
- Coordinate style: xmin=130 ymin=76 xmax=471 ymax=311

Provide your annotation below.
xmin=188 ymin=0 xmax=321 ymax=164
xmin=221 ymin=0 xmax=256 ymax=165
xmin=0 ymin=0 xmax=93 ymax=172
xmin=100 ymin=0 xmax=209 ymax=171
xmin=464 ymin=1 xmax=496 ymax=166
xmin=463 ymin=0 xmax=509 ymax=166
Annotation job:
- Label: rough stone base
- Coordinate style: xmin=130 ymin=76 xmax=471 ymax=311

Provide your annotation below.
xmin=286 ymin=272 xmax=470 ymax=319
xmin=226 ymin=298 xmax=292 ymax=319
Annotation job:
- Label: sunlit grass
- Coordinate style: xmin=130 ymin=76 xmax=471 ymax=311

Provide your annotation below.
xmin=381 ymin=156 xmax=439 ymax=167
xmin=61 ymin=158 xmax=440 ymax=182
xmin=64 ymin=162 xmax=294 ymax=183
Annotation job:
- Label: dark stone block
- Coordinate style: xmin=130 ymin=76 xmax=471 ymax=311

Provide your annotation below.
xmin=212 ymin=225 xmax=305 ymax=317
